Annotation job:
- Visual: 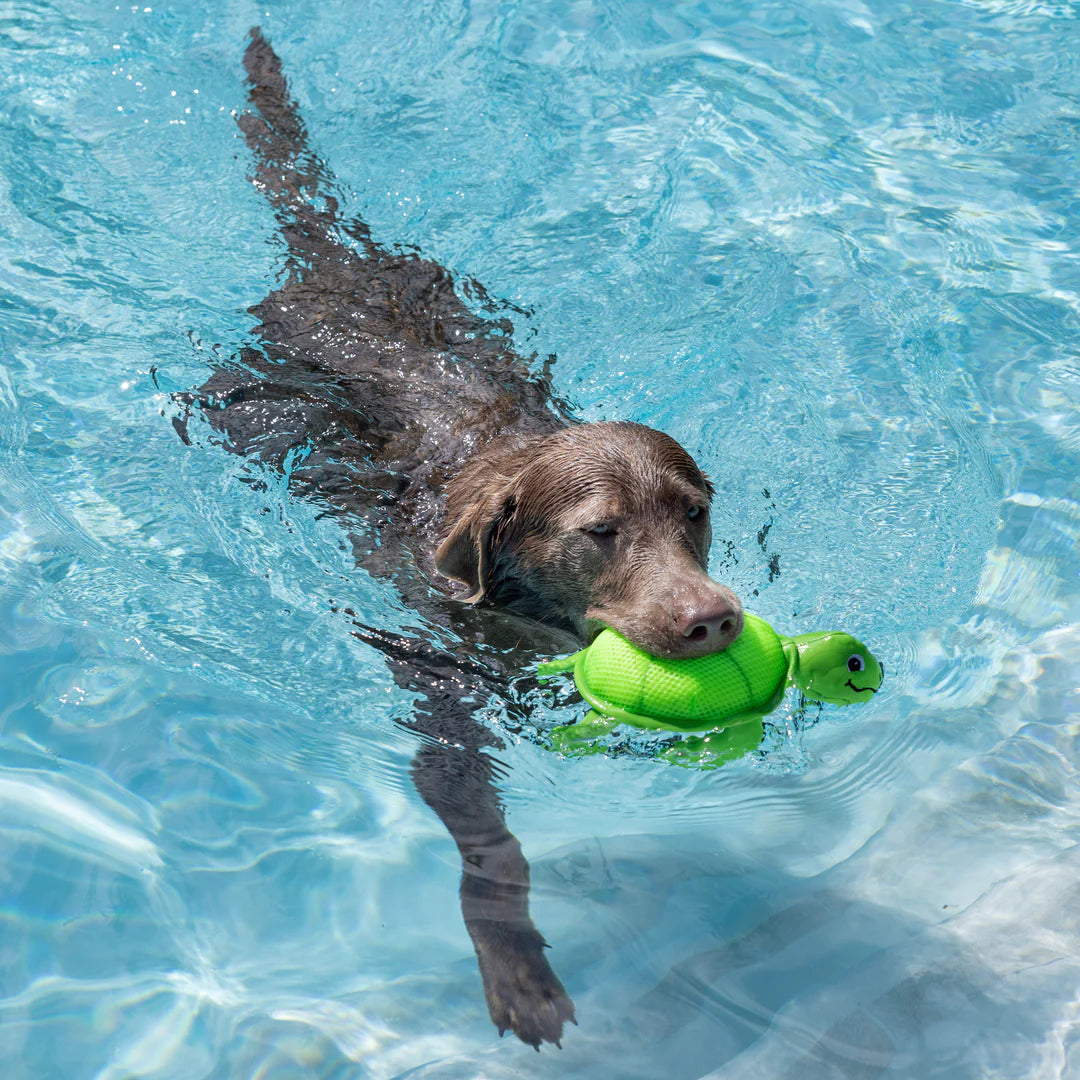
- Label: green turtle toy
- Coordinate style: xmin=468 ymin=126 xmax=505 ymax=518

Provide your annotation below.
xmin=538 ymin=613 xmax=882 ymax=766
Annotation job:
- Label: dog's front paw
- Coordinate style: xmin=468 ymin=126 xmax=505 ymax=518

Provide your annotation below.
xmin=472 ymin=927 xmax=576 ymax=1049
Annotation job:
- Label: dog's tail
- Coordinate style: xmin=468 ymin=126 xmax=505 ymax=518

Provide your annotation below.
xmin=237 ymin=27 xmax=372 ymax=259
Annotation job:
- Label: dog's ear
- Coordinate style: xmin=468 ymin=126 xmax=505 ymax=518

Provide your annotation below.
xmin=435 ymin=492 xmax=517 ymax=603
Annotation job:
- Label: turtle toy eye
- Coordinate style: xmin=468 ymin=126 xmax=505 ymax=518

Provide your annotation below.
xmin=847 ymin=654 xmax=865 ymax=673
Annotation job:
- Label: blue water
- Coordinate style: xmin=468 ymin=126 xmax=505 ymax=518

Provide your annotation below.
xmin=2 ymin=0 xmax=1080 ymax=1076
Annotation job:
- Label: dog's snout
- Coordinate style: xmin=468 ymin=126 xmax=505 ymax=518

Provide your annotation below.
xmin=677 ymin=592 xmax=744 ymax=655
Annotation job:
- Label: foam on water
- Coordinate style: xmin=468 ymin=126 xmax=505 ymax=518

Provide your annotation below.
xmin=2 ymin=0 xmax=1080 ymax=1076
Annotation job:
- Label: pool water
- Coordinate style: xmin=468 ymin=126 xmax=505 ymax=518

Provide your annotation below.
xmin=2 ymin=0 xmax=1080 ymax=1076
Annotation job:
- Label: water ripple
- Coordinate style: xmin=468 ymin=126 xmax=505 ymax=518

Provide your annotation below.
xmin=0 ymin=766 xmax=160 ymax=873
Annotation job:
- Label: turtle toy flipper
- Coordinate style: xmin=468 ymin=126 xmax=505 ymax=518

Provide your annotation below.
xmin=539 ymin=614 xmax=882 ymax=764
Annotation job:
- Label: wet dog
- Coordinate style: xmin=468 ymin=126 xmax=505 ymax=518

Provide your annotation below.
xmin=178 ymin=28 xmax=743 ymax=1049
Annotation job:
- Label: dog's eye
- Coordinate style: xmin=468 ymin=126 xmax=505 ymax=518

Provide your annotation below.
xmin=687 ymin=505 xmax=704 ymax=521
xmin=585 ymin=523 xmax=615 ymax=537
xmin=847 ymin=654 xmax=865 ymax=672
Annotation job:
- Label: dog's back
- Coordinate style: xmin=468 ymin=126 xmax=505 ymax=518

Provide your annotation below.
xmin=182 ymin=31 xmax=568 ymax=589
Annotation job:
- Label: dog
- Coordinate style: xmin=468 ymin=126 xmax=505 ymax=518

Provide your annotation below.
xmin=177 ymin=28 xmax=744 ymax=1050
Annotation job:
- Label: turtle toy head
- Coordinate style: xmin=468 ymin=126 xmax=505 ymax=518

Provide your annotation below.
xmin=787 ymin=631 xmax=883 ymax=706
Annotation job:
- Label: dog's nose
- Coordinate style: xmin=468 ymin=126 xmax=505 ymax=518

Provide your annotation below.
xmin=677 ymin=595 xmax=743 ymax=654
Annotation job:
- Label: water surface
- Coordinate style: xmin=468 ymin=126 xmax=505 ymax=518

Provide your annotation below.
xmin=2 ymin=1 xmax=1080 ymax=1076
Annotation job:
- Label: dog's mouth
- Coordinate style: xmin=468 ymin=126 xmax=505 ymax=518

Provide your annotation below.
xmin=585 ymin=614 xmax=669 ymax=656
xmin=582 ymin=615 xmax=610 ymax=648
xmin=583 ymin=613 xmax=733 ymax=660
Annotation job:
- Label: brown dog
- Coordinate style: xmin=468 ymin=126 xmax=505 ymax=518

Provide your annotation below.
xmin=179 ymin=28 xmax=743 ymax=1050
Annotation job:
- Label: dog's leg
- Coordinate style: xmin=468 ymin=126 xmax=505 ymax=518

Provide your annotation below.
xmin=355 ymin=625 xmax=576 ymax=1049
xmin=412 ymin=736 xmax=576 ymax=1049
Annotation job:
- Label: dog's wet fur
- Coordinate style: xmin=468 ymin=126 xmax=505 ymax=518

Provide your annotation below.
xmin=179 ymin=28 xmax=744 ymax=1049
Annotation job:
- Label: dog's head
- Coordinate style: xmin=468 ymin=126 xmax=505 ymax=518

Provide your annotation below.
xmin=436 ymin=422 xmax=742 ymax=658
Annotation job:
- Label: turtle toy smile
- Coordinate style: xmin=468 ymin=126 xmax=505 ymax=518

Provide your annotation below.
xmin=539 ymin=614 xmax=883 ymax=766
